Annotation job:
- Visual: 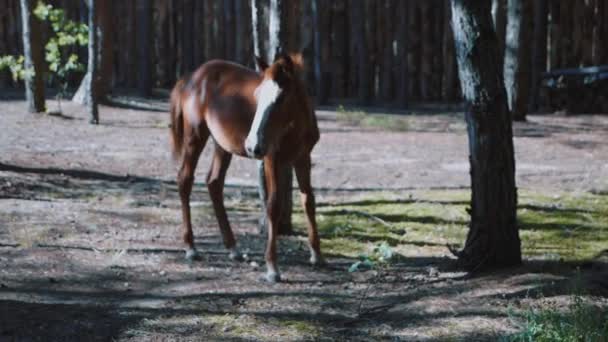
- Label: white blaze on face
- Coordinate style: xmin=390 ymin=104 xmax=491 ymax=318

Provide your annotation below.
xmin=245 ymin=79 xmax=282 ymax=157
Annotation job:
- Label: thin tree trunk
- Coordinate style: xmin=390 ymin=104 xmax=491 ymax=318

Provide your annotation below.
xmin=396 ymin=0 xmax=409 ymax=107
xmin=350 ymin=0 xmax=370 ymax=105
xmin=380 ymin=0 xmax=394 ymax=102
xmin=86 ymin=0 xmax=98 ymax=124
xmin=548 ymin=0 xmax=560 ymax=69
xmin=442 ymin=0 xmax=458 ymax=102
xmin=504 ymin=0 xmax=532 ymax=121
xmin=529 ymin=0 xmax=547 ymax=112
xmin=451 ymin=0 xmax=521 ymax=271
xmin=181 ymin=0 xmax=194 ymax=73
xmin=234 ymin=0 xmax=244 ymax=64
xmin=136 ymin=0 xmax=153 ymax=95
xmin=252 ymin=0 xmax=293 ymax=236
xmin=311 ymin=0 xmax=326 ymax=104
xmin=19 ymin=0 xmax=45 ymax=113
xmin=73 ymin=0 xmax=112 ymax=105
xmin=492 ymin=0 xmax=506 ymax=61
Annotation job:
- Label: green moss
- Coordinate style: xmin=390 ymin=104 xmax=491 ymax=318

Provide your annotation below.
xmin=294 ymin=190 xmax=607 ymax=262
xmin=336 ymin=105 xmax=411 ymax=131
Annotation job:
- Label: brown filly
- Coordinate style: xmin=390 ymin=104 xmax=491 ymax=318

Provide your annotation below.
xmin=169 ymin=53 xmax=322 ymax=283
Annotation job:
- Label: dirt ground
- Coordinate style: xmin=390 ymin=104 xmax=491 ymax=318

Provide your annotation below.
xmin=1 ymin=97 xmax=607 ymax=341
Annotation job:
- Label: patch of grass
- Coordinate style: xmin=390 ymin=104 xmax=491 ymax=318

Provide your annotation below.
xmin=505 ymin=295 xmax=608 ymax=342
xmin=336 ymin=105 xmax=410 ymax=131
xmin=293 ymin=190 xmax=608 ymax=262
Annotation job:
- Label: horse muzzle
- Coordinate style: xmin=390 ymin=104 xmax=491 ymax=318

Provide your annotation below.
xmin=245 ymin=138 xmax=266 ymax=159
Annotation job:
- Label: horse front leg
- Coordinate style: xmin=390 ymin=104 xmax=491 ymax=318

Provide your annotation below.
xmin=294 ymin=154 xmax=323 ymax=265
xmin=178 ymin=134 xmax=206 ymax=261
xmin=263 ymin=156 xmax=282 ymax=283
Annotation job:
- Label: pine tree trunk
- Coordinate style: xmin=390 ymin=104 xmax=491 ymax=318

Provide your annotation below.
xmin=86 ymin=0 xmax=99 ymax=124
xmin=380 ymin=0 xmax=394 ymax=102
xmin=72 ymin=0 xmax=112 ymax=105
xmin=252 ymin=0 xmax=293 ymax=236
xmin=181 ymin=0 xmax=194 ymax=73
xmin=396 ymin=0 xmax=409 ymax=107
xmin=529 ymin=0 xmax=547 ymax=112
xmin=451 ymin=0 xmax=521 ymax=271
xmin=548 ymin=0 xmax=560 ymax=69
xmin=442 ymin=0 xmax=458 ymax=102
xmin=311 ymin=0 xmax=324 ymax=104
xmin=350 ymin=0 xmax=370 ymax=105
xmin=491 ymin=0 xmax=506 ymax=61
xmin=234 ymin=0 xmax=244 ymax=64
xmin=504 ymin=0 xmax=532 ymax=121
xmin=19 ymin=0 xmax=45 ymax=113
xmin=136 ymin=0 xmax=153 ymax=95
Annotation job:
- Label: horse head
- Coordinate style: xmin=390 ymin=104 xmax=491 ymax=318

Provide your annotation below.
xmin=245 ymin=52 xmax=303 ymax=159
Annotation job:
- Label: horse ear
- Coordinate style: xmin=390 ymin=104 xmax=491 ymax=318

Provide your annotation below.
xmin=255 ymin=56 xmax=269 ymax=72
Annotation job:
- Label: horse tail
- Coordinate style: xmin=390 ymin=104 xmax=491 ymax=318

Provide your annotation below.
xmin=170 ymin=78 xmax=187 ymax=160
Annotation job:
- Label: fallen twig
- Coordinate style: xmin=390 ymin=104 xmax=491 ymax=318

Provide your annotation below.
xmin=337 ymin=209 xmax=401 ymax=232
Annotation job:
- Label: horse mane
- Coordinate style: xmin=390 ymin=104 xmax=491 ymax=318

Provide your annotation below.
xmin=289 ymin=53 xmax=305 ymax=74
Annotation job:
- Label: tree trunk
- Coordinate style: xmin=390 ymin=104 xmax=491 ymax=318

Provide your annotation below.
xmin=442 ymin=0 xmax=458 ymax=102
xmin=529 ymin=0 xmax=547 ymax=112
xmin=350 ymin=0 xmax=370 ymax=105
xmin=19 ymin=0 xmax=45 ymax=113
xmin=380 ymin=0 xmax=394 ymax=102
xmin=491 ymin=0 xmax=506 ymax=61
xmin=86 ymin=0 xmax=99 ymax=124
xmin=224 ymin=0 xmax=235 ymax=59
xmin=72 ymin=0 xmax=112 ymax=105
xmin=311 ymin=0 xmax=326 ymax=104
xmin=234 ymin=0 xmax=244 ymax=64
xmin=548 ymin=0 xmax=560 ymax=69
xmin=181 ymin=0 xmax=195 ymax=73
xmin=252 ymin=0 xmax=293 ymax=236
xmin=136 ymin=0 xmax=153 ymax=96
xmin=504 ymin=0 xmax=532 ymax=121
xmin=396 ymin=0 xmax=409 ymax=107
xmin=450 ymin=0 xmax=521 ymax=271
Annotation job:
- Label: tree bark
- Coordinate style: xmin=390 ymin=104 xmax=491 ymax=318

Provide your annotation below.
xmin=442 ymin=0 xmax=458 ymax=102
xmin=491 ymin=0 xmax=506 ymax=61
xmin=504 ymin=0 xmax=532 ymax=121
xmin=396 ymin=0 xmax=409 ymax=107
xmin=529 ymin=0 xmax=547 ymax=112
xmin=181 ymin=0 xmax=195 ymax=73
xmin=234 ymin=0 xmax=244 ymax=64
xmin=136 ymin=0 xmax=153 ymax=96
xmin=19 ymin=0 xmax=45 ymax=113
xmin=73 ymin=0 xmax=112 ymax=105
xmin=86 ymin=0 xmax=99 ymax=124
xmin=451 ymin=0 xmax=521 ymax=271
xmin=311 ymin=0 xmax=326 ymax=104
xmin=252 ymin=0 xmax=293 ymax=236
xmin=350 ymin=0 xmax=370 ymax=105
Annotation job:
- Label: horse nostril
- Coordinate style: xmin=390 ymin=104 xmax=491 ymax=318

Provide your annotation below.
xmin=253 ymin=145 xmax=263 ymax=156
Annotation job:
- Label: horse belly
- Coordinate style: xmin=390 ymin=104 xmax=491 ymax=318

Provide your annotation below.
xmin=206 ymin=112 xmax=248 ymax=157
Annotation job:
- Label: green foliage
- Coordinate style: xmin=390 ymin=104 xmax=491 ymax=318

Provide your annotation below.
xmin=348 ymin=241 xmax=394 ymax=272
xmin=34 ymin=1 xmax=87 ymax=81
xmin=505 ymin=295 xmax=608 ymax=342
xmin=0 ymin=2 xmax=87 ymax=89
xmin=0 ymin=55 xmax=31 ymax=81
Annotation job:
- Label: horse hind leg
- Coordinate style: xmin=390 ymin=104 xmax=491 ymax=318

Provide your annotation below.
xmin=178 ymin=125 xmax=209 ymax=261
xmin=294 ymin=155 xmax=323 ymax=266
xmin=206 ymin=144 xmax=241 ymax=261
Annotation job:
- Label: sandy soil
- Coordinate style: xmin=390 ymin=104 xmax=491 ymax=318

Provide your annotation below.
xmin=0 ymin=98 xmax=607 ymax=341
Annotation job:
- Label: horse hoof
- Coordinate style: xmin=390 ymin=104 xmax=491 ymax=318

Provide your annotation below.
xmin=310 ymin=253 xmax=326 ymax=266
xmin=228 ymin=248 xmax=243 ymax=262
xmin=185 ymin=249 xmax=200 ymax=261
xmin=261 ymin=271 xmax=281 ymax=284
